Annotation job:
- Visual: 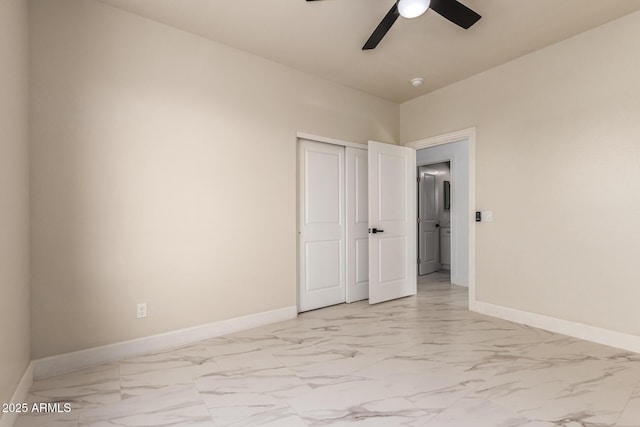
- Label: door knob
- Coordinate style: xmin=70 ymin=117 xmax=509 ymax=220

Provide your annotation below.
xmin=369 ymin=228 xmax=384 ymax=234
xmin=435 ymin=224 xmax=440 ymax=228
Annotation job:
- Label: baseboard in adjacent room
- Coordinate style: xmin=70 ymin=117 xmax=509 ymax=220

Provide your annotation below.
xmin=0 ymin=363 xmax=33 ymax=427
xmin=471 ymin=300 xmax=640 ymax=354
xmin=32 ymin=305 xmax=297 ymax=380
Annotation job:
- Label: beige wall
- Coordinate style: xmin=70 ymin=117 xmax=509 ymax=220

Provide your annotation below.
xmin=0 ymin=0 xmax=30 ymax=403
xmin=29 ymin=0 xmax=398 ymax=359
xmin=401 ymin=11 xmax=640 ymax=335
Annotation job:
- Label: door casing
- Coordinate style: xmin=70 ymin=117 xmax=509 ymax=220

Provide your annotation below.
xmin=406 ymin=128 xmax=477 ymax=308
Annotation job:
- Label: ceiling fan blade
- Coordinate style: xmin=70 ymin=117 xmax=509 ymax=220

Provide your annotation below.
xmin=430 ymin=0 xmax=481 ymax=29
xmin=362 ymin=3 xmax=400 ymax=50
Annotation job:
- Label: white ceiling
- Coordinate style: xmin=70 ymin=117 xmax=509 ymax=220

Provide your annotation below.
xmin=97 ymin=0 xmax=640 ymax=103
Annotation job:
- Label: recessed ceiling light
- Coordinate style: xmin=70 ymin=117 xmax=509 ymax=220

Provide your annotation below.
xmin=411 ymin=77 xmax=424 ymax=87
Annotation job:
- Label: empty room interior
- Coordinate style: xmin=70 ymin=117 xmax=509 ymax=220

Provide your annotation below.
xmin=3 ymin=0 xmax=640 ymax=425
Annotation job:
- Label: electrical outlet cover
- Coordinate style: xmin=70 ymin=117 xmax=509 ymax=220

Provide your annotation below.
xmin=137 ymin=303 xmax=147 ymax=318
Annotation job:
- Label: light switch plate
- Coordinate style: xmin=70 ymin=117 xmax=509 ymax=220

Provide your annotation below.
xmin=481 ymin=211 xmax=493 ymax=222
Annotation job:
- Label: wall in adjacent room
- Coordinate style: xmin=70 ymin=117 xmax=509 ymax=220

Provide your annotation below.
xmin=29 ymin=0 xmax=398 ymax=359
xmin=401 ymin=11 xmax=640 ymax=335
xmin=0 ymin=0 xmax=30 ymax=404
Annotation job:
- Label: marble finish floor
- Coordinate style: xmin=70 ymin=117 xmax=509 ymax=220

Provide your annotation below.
xmin=16 ymin=271 xmax=640 ymax=426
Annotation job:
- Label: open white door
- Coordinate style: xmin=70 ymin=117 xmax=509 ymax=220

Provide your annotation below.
xmin=418 ymin=169 xmax=440 ymax=275
xmin=368 ymin=141 xmax=417 ymax=304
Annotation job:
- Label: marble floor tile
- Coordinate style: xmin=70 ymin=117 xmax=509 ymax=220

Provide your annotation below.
xmin=15 ymin=364 xmax=121 ymax=427
xmin=17 ymin=271 xmax=640 ymax=426
xmin=78 ymin=385 xmax=214 ymax=426
xmin=119 ymin=344 xmax=221 ymax=398
xmin=14 ymin=413 xmax=79 ymax=427
xmin=211 ymin=404 xmax=307 ymax=427
xmin=284 ymin=352 xmax=392 ymax=388
xmin=288 ymin=377 xmax=439 ymax=426
xmin=203 ymin=334 xmax=289 ymax=358
xmin=617 ymin=382 xmax=640 ymax=427
xmin=355 ymin=359 xmax=485 ymax=411
xmin=196 ymin=366 xmax=311 ymax=426
xmin=423 ymin=396 xmax=552 ymax=427
xmin=471 ymin=353 xmax=640 ymax=425
xmin=26 ymin=363 xmax=121 ymax=411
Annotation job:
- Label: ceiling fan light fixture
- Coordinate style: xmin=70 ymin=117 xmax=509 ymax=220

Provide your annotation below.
xmin=397 ymin=0 xmax=431 ymax=19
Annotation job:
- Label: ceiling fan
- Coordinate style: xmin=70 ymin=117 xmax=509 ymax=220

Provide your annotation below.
xmin=306 ymin=0 xmax=481 ymax=50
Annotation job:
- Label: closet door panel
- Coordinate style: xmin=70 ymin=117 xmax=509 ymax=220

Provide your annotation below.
xmin=298 ymin=140 xmax=346 ymax=312
xmin=346 ymin=147 xmax=369 ymax=303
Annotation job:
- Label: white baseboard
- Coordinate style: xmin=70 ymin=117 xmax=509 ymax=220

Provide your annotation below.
xmin=0 ymin=363 xmax=33 ymax=427
xmin=32 ymin=305 xmax=297 ymax=380
xmin=470 ymin=300 xmax=640 ymax=354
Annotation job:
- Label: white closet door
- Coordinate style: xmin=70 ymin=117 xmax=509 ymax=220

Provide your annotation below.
xmin=346 ymin=147 xmax=369 ymax=303
xmin=298 ymin=140 xmax=346 ymax=312
xmin=368 ymin=141 xmax=416 ymax=304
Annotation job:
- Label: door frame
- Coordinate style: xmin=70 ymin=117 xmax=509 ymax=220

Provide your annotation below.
xmin=405 ymin=127 xmax=477 ymax=309
xmin=297 ymin=132 xmax=368 ymax=151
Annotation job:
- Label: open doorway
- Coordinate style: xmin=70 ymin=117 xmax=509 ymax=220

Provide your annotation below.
xmin=417 ymin=162 xmax=451 ymax=277
xmin=411 ymin=132 xmax=473 ymax=297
